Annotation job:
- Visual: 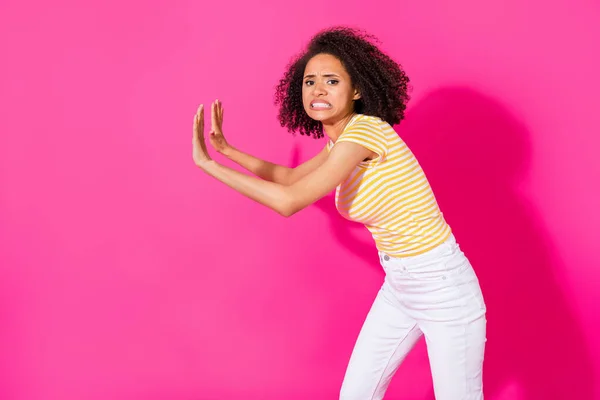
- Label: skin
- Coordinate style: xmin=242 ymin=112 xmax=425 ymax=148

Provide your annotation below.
xmin=302 ymin=53 xmax=362 ymax=141
xmin=192 ymin=53 xmax=375 ymax=217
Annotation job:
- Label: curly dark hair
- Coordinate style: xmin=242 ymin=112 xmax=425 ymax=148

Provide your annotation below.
xmin=274 ymin=26 xmax=411 ymax=139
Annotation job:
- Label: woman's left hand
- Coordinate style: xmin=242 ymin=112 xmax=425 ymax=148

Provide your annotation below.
xmin=192 ymin=104 xmax=212 ymax=166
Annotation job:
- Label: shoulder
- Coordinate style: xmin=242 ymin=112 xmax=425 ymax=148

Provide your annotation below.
xmin=344 ymin=114 xmax=383 ymax=132
xmin=340 ymin=114 xmax=392 ymax=141
xmin=335 ymin=114 xmax=391 ymax=162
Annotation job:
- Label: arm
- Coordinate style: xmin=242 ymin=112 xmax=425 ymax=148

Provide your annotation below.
xmin=198 ymin=141 xmax=370 ymax=217
xmin=206 ymin=100 xmax=328 ymax=185
xmin=220 ymin=145 xmax=329 ymax=186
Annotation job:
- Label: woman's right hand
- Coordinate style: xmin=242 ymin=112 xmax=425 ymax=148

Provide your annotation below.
xmin=209 ymin=100 xmax=232 ymax=155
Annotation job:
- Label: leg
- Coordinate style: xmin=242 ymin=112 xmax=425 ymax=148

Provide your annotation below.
xmin=340 ymin=279 xmax=423 ymax=400
xmin=420 ymin=255 xmax=487 ymax=400
xmin=422 ymin=315 xmax=486 ymax=400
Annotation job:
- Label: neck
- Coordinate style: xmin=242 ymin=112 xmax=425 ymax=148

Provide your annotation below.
xmin=323 ymin=112 xmax=357 ymax=143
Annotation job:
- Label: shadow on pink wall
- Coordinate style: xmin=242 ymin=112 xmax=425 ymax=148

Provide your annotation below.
xmin=293 ymin=86 xmax=594 ymax=400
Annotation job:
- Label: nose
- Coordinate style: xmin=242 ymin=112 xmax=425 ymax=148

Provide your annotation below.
xmin=313 ymin=81 xmax=327 ymax=96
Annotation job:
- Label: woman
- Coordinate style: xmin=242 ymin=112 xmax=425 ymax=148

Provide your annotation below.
xmin=192 ymin=26 xmax=487 ymax=400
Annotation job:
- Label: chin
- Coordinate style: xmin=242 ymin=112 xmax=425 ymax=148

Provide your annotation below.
xmin=306 ymin=109 xmax=333 ymax=122
xmin=307 ymin=114 xmax=326 ymax=122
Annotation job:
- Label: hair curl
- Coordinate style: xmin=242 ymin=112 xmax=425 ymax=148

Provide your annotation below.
xmin=274 ymin=26 xmax=411 ymax=139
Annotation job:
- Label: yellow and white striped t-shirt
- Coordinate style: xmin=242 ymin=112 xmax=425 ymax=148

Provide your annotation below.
xmin=326 ymin=113 xmax=452 ymax=257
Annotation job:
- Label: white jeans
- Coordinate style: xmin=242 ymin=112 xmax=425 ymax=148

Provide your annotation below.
xmin=340 ymin=234 xmax=487 ymax=400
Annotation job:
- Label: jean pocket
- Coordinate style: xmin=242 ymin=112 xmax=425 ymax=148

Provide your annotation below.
xmin=398 ymin=242 xmax=455 ymax=281
xmin=403 ymin=260 xmax=449 ymax=281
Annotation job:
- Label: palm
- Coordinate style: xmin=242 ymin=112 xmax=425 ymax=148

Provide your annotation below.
xmin=209 ymin=132 xmax=228 ymax=152
xmin=209 ymin=100 xmax=228 ymax=153
xmin=192 ymin=104 xmax=211 ymax=165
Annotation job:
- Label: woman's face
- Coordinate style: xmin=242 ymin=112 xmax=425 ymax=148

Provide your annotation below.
xmin=302 ymin=53 xmax=360 ymax=124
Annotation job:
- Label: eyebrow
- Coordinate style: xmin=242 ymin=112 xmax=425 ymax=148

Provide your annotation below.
xmin=303 ymin=73 xmax=341 ymax=79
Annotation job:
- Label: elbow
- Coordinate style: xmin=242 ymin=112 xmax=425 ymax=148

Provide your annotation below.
xmin=278 ymin=205 xmax=298 ymax=218
xmin=278 ymin=200 xmax=301 ymax=218
xmin=276 ymin=187 xmax=308 ymax=217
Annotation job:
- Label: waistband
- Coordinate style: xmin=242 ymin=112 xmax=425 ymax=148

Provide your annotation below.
xmin=378 ymin=233 xmax=457 ymax=266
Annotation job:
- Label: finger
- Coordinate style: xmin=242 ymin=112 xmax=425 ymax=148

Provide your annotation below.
xmin=218 ymin=101 xmax=223 ymax=128
xmin=211 ymin=101 xmax=216 ymax=130
xmin=216 ymin=100 xmax=223 ymax=131
xmin=213 ymin=100 xmax=221 ymax=130
xmin=193 ymin=104 xmax=204 ymax=139
xmin=193 ymin=113 xmax=198 ymax=139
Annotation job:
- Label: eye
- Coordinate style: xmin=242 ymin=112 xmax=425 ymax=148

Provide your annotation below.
xmin=304 ymin=80 xmax=314 ymax=86
xmin=327 ymin=80 xmax=339 ymax=85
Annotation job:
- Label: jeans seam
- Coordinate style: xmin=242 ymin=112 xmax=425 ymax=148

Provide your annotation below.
xmin=370 ymin=322 xmax=419 ymax=400
xmin=463 ymin=324 xmax=469 ymax=397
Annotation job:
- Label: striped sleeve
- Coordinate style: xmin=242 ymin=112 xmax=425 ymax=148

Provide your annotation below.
xmin=336 ymin=118 xmax=388 ymax=162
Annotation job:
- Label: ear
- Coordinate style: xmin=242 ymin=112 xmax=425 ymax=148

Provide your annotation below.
xmin=353 ymin=89 xmax=361 ymax=101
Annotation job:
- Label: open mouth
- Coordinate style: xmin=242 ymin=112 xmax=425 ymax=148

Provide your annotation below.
xmin=310 ymin=101 xmax=332 ymax=110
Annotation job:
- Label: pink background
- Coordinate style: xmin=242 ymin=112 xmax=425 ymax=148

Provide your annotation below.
xmin=1 ymin=0 xmax=599 ymax=399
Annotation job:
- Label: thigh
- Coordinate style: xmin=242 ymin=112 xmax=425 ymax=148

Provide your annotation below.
xmin=419 ymin=252 xmax=487 ymax=400
xmin=421 ymin=315 xmax=486 ymax=400
xmin=340 ymin=280 xmax=423 ymax=400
